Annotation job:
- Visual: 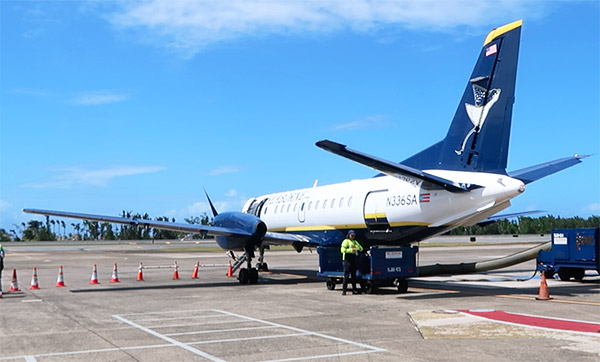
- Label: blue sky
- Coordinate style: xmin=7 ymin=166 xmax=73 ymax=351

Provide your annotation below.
xmin=1 ymin=0 xmax=598 ymax=234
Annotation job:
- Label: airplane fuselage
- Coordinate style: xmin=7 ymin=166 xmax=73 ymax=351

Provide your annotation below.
xmin=243 ymin=171 xmax=525 ymax=247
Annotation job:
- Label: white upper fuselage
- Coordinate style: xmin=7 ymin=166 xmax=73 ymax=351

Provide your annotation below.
xmin=243 ymin=171 xmax=525 ymax=243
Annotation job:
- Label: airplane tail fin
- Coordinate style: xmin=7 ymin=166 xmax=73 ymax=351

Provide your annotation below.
xmin=402 ymin=20 xmax=522 ymax=174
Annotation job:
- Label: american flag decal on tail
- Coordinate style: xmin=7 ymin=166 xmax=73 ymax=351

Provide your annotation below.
xmin=420 ymin=193 xmax=431 ymax=203
xmin=485 ymin=43 xmax=497 ymax=56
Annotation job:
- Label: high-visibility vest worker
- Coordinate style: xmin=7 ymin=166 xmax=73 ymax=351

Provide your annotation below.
xmin=340 ymin=232 xmax=363 ymax=260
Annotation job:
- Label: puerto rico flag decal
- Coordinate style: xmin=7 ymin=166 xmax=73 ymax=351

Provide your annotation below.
xmin=420 ymin=193 xmax=431 ymax=203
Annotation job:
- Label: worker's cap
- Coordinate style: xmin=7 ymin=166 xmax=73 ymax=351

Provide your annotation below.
xmin=347 ymin=230 xmax=356 ymax=236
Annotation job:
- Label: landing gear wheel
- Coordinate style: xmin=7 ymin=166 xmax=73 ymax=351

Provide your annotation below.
xmin=396 ymin=278 xmax=409 ymax=293
xmin=238 ymin=268 xmax=249 ymax=285
xmin=326 ymin=279 xmax=336 ymax=290
xmin=558 ymin=268 xmax=571 ymax=281
xmin=249 ymin=268 xmax=259 ymax=284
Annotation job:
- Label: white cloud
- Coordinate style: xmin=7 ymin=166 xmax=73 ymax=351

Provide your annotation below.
xmin=208 ymin=165 xmax=244 ymax=176
xmin=72 ymin=91 xmax=130 ymax=105
xmin=330 ymin=114 xmax=392 ymax=131
xmin=225 ymin=189 xmax=238 ymax=197
xmin=21 ymin=165 xmax=166 ymax=189
xmin=0 ymin=200 xmax=10 ymax=212
xmin=107 ymin=0 xmax=550 ymax=56
xmin=581 ymin=203 xmax=600 ymax=214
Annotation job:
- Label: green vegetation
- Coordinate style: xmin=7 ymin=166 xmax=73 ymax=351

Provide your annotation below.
xmin=448 ymin=215 xmax=599 ymax=235
xmin=7 ymin=214 xmax=599 ymax=241
xmin=12 ymin=211 xmax=213 ymax=241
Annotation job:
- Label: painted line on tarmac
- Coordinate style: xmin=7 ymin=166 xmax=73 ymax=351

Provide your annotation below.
xmin=118 ymin=309 xmax=386 ymax=361
xmin=411 ymin=287 xmax=600 ymax=306
xmin=3 ymin=309 xmax=386 ymax=361
xmin=215 ymin=309 xmax=387 ymax=353
xmin=496 ymin=294 xmax=600 ymax=306
xmin=113 ymin=314 xmax=226 ymax=362
xmin=409 ymin=287 xmax=461 ymax=294
xmin=0 ymin=343 xmax=174 ymax=361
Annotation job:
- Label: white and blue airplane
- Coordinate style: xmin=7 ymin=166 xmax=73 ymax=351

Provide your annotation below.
xmin=25 ymin=20 xmax=585 ymax=284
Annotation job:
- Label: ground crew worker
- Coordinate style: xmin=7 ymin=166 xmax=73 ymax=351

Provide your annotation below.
xmin=340 ymin=230 xmax=363 ymax=295
xmin=0 ymin=244 xmax=4 ymax=295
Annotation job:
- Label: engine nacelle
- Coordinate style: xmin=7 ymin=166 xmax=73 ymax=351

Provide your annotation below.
xmin=212 ymin=211 xmax=267 ymax=251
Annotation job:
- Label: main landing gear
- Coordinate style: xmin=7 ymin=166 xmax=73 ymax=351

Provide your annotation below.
xmin=229 ymin=246 xmax=268 ymax=285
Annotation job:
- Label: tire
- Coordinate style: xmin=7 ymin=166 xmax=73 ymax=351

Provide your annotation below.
xmin=326 ymin=279 xmax=336 ymax=290
xmin=249 ymin=268 xmax=259 ymax=284
xmin=396 ymin=278 xmax=409 ymax=293
xmin=557 ymin=267 xmax=571 ymax=281
xmin=238 ymin=268 xmax=249 ymax=284
xmin=364 ymin=281 xmax=375 ymax=295
xmin=543 ymin=270 xmax=555 ymax=279
xmin=572 ymin=268 xmax=585 ymax=281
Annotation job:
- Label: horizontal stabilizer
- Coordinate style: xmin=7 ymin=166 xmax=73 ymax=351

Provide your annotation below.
xmin=508 ymin=154 xmax=588 ymax=184
xmin=477 ymin=210 xmax=543 ymax=226
xmin=316 ymin=140 xmax=482 ymax=192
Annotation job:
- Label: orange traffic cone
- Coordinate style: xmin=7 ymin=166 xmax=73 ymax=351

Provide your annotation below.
xmin=536 ymin=272 xmax=552 ymax=300
xmin=89 ymin=264 xmax=100 ymax=284
xmin=55 ymin=266 xmax=66 ymax=287
xmin=172 ymin=261 xmax=180 ymax=280
xmin=137 ymin=262 xmax=144 ymax=281
xmin=191 ymin=261 xmax=199 ymax=279
xmin=110 ymin=263 xmax=120 ymax=283
xmin=9 ymin=269 xmax=21 ymax=292
xmin=226 ymin=261 xmax=233 ymax=277
xmin=29 ymin=267 xmax=40 ymax=290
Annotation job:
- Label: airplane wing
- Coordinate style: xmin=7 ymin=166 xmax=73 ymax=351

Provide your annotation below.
xmin=316 ymin=140 xmax=482 ymax=192
xmin=507 ymin=154 xmax=588 ymax=184
xmin=23 ymin=208 xmax=239 ymax=236
xmin=23 ymin=208 xmax=318 ymax=251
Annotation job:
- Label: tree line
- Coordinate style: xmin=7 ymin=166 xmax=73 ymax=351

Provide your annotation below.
xmin=447 ymin=215 xmax=599 ymax=236
xmin=0 ymin=214 xmax=598 ymax=242
xmin=1 ymin=211 xmax=212 ymax=241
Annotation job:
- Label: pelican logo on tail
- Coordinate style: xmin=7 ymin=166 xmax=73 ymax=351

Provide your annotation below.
xmin=455 ymin=84 xmax=501 ymax=155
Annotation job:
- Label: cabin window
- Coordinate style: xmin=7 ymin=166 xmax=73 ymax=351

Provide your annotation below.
xmin=308 ymin=201 xmax=312 ymax=210
xmin=294 ymin=203 xmax=298 ymax=212
xmin=348 ymin=197 xmax=353 ymax=207
xmin=264 ymin=207 xmax=268 ymax=215
xmin=339 ymin=198 xmax=344 ymax=208
xmin=331 ymin=199 xmax=336 ymax=208
xmin=315 ymin=200 xmax=320 ymax=210
xmin=274 ymin=205 xmax=278 ymax=214
xmin=323 ymin=199 xmax=328 ymax=209
xmin=287 ymin=204 xmax=291 ymax=213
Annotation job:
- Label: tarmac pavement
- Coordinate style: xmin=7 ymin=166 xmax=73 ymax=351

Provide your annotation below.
xmin=0 ymin=240 xmax=598 ymax=361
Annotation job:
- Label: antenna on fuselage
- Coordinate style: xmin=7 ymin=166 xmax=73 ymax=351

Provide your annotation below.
xmin=203 ymin=188 xmax=219 ymax=217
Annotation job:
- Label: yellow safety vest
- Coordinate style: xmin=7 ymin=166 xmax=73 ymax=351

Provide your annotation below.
xmin=340 ymin=238 xmax=363 ymax=260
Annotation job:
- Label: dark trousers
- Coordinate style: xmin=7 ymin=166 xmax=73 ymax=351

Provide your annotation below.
xmin=342 ymin=254 xmax=358 ymax=293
